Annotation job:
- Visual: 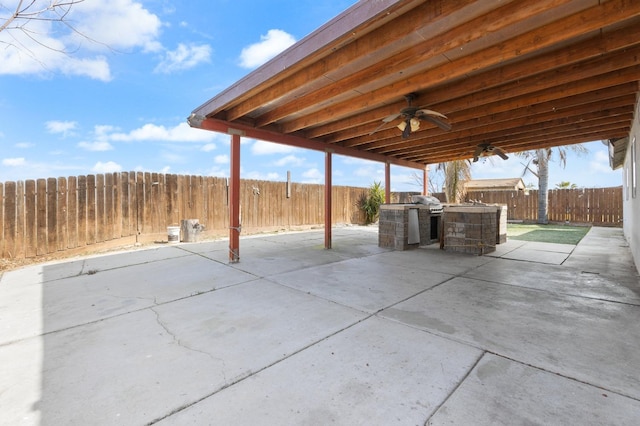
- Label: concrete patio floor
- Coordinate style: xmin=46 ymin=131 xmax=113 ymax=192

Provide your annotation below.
xmin=1 ymin=226 xmax=639 ymax=425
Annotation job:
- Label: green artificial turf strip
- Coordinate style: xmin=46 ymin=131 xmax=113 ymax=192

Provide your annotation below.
xmin=507 ymin=223 xmax=590 ymax=245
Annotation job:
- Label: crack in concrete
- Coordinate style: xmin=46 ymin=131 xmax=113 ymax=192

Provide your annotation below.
xmin=149 ymin=306 xmax=229 ymax=385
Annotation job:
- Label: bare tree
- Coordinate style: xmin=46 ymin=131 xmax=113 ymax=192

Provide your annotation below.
xmin=1 ymin=1 xmax=87 ymax=53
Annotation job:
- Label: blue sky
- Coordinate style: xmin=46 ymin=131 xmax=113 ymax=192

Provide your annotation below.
xmin=0 ymin=1 xmax=622 ymax=191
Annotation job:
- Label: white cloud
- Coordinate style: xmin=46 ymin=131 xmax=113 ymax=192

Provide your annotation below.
xmin=273 ymin=154 xmax=305 ymax=167
xmin=214 ymin=154 xmax=229 ymax=164
xmin=207 ymin=166 xmax=228 ymax=177
xmin=71 ymin=0 xmax=162 ymax=52
xmin=302 ymin=168 xmax=322 ymax=183
xmin=155 ymin=43 xmax=211 ymax=74
xmin=46 ymin=120 xmax=78 ymax=136
xmin=353 ymin=165 xmax=380 ymax=178
xmin=78 ymin=141 xmax=114 ymax=151
xmin=251 ymin=140 xmax=295 ymax=155
xmin=110 ymin=122 xmax=218 ymax=143
xmin=92 ymin=161 xmax=122 ymax=173
xmin=0 ymin=0 xmax=161 ymax=80
xmin=15 ymin=142 xmax=34 ymax=149
xmin=589 ymin=150 xmax=614 ymax=173
xmin=244 ymin=171 xmax=280 ymax=180
xmin=0 ymin=32 xmax=112 ymax=81
xmin=2 ymin=157 xmax=26 ymax=166
xmin=201 ymin=143 xmax=216 ymax=152
xmin=239 ymin=29 xmax=296 ymax=69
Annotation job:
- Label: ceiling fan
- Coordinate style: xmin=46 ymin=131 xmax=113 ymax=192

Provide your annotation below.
xmin=473 ymin=143 xmax=509 ymax=162
xmin=370 ymin=93 xmax=452 ymax=138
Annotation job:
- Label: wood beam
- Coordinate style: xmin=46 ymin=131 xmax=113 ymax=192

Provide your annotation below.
xmin=195 ymin=116 xmax=426 ymax=169
xmin=194 ymin=0 xmax=419 ymax=118
xmin=414 ymin=121 xmax=632 ymax=164
xmin=225 ymin=0 xmax=480 ymax=121
xmin=281 ymin=0 xmax=640 ymax=133
xmin=256 ymin=0 xmax=568 ymax=127
xmin=313 ymin=22 xmax=640 ymax=142
xmin=344 ymin=64 xmax=640 ymax=151
xmin=405 ymin=115 xmax=634 ymax=160
xmin=424 ymin=129 xmax=630 ymax=164
xmin=381 ymin=102 xmax=636 ymax=157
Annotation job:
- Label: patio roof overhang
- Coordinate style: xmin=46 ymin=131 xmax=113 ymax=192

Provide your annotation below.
xmin=189 ymin=0 xmax=640 ymax=168
xmin=188 ymin=0 xmax=640 ymax=261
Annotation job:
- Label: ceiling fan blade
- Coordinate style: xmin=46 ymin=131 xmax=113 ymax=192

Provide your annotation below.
xmin=416 ymin=109 xmax=448 ymax=119
xmin=369 ymin=113 xmax=401 ymax=135
xmin=473 ymin=145 xmax=484 ymax=162
xmin=421 ymin=114 xmax=452 ymax=132
xmin=494 ymin=147 xmax=509 ymax=160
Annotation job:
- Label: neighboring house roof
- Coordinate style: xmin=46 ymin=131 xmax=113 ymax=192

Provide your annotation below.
xmin=465 ymin=178 xmax=525 ymax=191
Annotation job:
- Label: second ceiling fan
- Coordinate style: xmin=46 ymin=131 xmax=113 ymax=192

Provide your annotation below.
xmin=371 ymin=93 xmax=452 ymax=138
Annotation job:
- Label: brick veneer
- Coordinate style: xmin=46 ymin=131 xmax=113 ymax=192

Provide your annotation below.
xmin=442 ymin=206 xmax=498 ymax=255
xmin=378 ymin=204 xmax=440 ymax=250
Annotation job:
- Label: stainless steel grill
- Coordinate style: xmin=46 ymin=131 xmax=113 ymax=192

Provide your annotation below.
xmin=411 ymin=195 xmax=443 ymax=215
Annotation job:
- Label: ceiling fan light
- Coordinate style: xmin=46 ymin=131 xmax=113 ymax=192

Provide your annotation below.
xmin=410 ymin=117 xmax=420 ymax=132
xmin=397 ymin=121 xmax=407 ymax=131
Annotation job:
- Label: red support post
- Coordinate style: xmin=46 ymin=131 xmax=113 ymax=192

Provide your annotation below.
xmin=385 ymin=162 xmax=391 ymax=203
xmin=423 ymin=166 xmax=429 ymax=195
xmin=229 ymin=134 xmax=241 ymax=262
xmin=325 ymin=151 xmax=332 ymax=249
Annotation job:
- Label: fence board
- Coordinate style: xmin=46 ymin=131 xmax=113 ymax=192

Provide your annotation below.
xmin=57 ymin=177 xmax=68 ymax=251
xmin=25 ymin=180 xmax=37 ymax=258
xmin=68 ymin=176 xmax=78 ymax=249
xmin=86 ymin=175 xmax=97 ymax=244
xmin=128 ymin=172 xmax=137 ymax=236
xmin=77 ymin=175 xmax=87 ymax=247
xmin=25 ymin=180 xmax=38 ymax=257
xmin=46 ymin=178 xmax=57 ymax=254
xmin=113 ymin=173 xmax=122 ymax=240
xmin=15 ymin=181 xmax=25 ymax=259
xmin=136 ymin=172 xmax=144 ymax=236
xmin=466 ymin=186 xmax=622 ymax=225
xmin=37 ymin=179 xmax=47 ymax=255
xmin=105 ymin=173 xmax=114 ymax=241
xmin=3 ymin=182 xmax=15 ymax=258
xmin=166 ymin=174 xmax=179 ymax=226
xmin=96 ymin=174 xmax=106 ymax=243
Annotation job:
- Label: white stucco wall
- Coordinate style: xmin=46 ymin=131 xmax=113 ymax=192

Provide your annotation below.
xmin=622 ymin=96 xmax=640 ymax=275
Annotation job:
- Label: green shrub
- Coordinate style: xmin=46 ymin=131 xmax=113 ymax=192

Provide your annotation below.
xmin=358 ymin=181 xmax=385 ymax=224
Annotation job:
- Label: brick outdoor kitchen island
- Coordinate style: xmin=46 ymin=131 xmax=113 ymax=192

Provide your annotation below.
xmin=379 ymin=203 xmax=507 ymax=255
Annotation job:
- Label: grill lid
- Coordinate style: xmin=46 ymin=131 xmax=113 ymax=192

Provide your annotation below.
xmin=411 ymin=195 xmax=443 ymax=213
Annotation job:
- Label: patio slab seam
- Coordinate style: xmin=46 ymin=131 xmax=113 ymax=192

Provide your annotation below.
xmin=146 ymin=313 xmax=377 ymax=425
xmin=0 ymin=276 xmax=264 ymax=349
xmin=479 ymin=350 xmax=640 ymax=403
xmin=423 ymin=351 xmax=486 ymax=424
xmin=460 ymin=274 xmax=640 ymax=308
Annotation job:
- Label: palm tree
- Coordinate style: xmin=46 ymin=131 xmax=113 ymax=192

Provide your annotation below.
xmin=555 ymin=181 xmax=578 ymax=189
xmin=518 ymin=145 xmax=588 ymax=224
xmin=438 ymin=160 xmax=472 ymax=203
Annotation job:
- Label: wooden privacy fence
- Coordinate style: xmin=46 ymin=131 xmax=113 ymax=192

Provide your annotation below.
xmin=466 ymin=186 xmax=623 ymax=225
xmin=0 ymin=172 xmax=367 ymax=260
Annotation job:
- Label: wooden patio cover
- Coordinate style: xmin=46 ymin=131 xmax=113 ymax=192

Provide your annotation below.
xmin=189 ymin=0 xmax=640 ymax=260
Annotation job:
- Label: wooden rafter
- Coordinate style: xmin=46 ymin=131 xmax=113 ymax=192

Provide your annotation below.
xmin=190 ymin=0 xmax=640 ymax=168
